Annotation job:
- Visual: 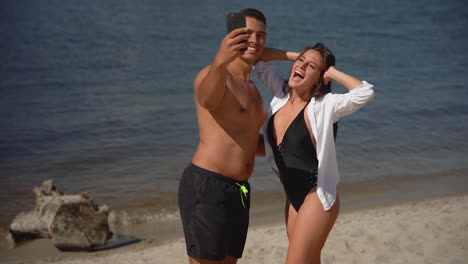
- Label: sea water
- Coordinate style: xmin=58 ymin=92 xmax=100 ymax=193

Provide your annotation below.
xmin=1 ymin=0 xmax=467 ymax=248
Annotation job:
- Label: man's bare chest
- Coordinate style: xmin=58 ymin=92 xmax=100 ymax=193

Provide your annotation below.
xmin=225 ymin=85 xmax=265 ymax=116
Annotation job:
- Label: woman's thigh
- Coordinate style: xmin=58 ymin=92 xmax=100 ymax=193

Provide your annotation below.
xmin=285 ymin=199 xmax=298 ymax=241
xmin=286 ymin=192 xmax=340 ymax=263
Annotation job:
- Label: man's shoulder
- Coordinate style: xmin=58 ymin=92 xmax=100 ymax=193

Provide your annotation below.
xmin=194 ymin=64 xmax=232 ymax=82
xmin=194 ymin=65 xmax=212 ymax=88
xmin=196 ymin=65 xmax=212 ymax=78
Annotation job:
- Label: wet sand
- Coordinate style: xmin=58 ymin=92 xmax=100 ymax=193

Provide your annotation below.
xmin=2 ymin=194 xmax=467 ymax=264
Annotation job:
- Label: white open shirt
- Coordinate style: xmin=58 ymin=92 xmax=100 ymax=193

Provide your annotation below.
xmin=255 ymin=61 xmax=375 ymax=211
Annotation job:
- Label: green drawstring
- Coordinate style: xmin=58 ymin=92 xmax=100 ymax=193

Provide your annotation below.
xmin=235 ymin=183 xmax=249 ymax=208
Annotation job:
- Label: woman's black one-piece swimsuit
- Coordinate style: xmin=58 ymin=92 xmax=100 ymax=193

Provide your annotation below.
xmin=267 ymin=106 xmax=318 ymax=212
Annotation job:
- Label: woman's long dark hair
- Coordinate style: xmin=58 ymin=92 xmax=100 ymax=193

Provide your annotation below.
xmin=283 ymin=43 xmax=336 ymax=99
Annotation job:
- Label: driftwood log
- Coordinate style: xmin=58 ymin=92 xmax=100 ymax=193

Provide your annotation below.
xmin=9 ymin=179 xmax=112 ymax=251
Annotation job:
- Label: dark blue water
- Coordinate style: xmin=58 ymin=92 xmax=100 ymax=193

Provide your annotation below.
xmin=1 ymin=0 xmax=468 ymax=240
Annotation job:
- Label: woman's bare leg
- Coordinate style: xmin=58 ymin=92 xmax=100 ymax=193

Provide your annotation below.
xmin=285 ymin=199 xmax=298 ymax=241
xmin=286 ymin=192 xmax=340 ymax=264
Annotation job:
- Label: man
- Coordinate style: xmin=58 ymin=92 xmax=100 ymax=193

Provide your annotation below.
xmin=178 ymin=8 xmax=267 ymax=264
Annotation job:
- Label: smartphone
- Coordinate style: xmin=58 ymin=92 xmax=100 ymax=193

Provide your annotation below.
xmin=226 ymin=12 xmax=247 ymax=51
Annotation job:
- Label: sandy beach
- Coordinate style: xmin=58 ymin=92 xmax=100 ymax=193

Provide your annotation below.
xmin=3 ymin=194 xmax=466 ymax=264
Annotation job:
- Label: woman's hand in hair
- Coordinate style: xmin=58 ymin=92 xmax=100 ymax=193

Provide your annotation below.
xmin=323 ymin=66 xmax=336 ymax=85
xmin=323 ymin=66 xmax=364 ymax=91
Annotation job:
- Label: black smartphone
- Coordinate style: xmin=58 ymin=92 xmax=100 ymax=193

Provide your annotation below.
xmin=226 ymin=12 xmax=247 ymax=51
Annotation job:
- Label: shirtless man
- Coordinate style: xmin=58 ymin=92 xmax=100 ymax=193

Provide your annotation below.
xmin=178 ymin=8 xmax=267 ymax=264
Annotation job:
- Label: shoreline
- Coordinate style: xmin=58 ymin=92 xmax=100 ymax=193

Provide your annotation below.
xmin=1 ymin=192 xmax=467 ymax=264
xmin=1 ymin=166 xmax=466 ymax=242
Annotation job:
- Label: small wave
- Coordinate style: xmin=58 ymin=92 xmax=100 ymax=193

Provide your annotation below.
xmin=0 ymin=227 xmax=15 ymax=250
xmin=108 ymin=208 xmax=180 ymax=226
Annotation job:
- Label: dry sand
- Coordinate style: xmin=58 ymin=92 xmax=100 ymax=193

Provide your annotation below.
xmin=5 ymin=194 xmax=468 ymax=264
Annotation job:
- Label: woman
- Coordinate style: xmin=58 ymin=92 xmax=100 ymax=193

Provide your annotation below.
xmin=255 ymin=43 xmax=375 ymax=263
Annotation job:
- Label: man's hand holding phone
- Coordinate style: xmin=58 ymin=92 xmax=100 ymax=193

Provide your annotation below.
xmin=213 ymin=28 xmax=249 ymax=68
xmin=211 ymin=12 xmax=249 ymax=68
xmin=226 ymin=12 xmax=248 ymax=52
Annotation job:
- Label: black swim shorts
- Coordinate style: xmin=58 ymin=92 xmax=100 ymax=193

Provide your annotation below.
xmin=178 ymin=163 xmax=250 ymax=260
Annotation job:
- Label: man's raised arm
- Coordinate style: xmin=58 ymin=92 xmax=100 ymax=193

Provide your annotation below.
xmin=258 ymin=47 xmax=299 ymax=62
xmin=194 ymin=28 xmax=249 ymax=110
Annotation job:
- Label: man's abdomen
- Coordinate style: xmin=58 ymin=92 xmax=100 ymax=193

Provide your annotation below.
xmin=192 ymin=136 xmax=257 ymax=181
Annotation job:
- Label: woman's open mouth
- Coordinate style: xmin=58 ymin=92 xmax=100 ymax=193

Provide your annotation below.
xmin=292 ymin=70 xmax=304 ymax=81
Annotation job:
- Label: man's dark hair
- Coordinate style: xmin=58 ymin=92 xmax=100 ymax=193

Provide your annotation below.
xmin=240 ymin=8 xmax=266 ymax=26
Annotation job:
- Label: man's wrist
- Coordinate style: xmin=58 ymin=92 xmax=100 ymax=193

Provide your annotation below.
xmin=212 ymin=56 xmax=229 ymax=70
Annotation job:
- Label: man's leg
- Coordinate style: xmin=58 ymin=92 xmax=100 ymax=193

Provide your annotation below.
xmin=189 ymin=256 xmax=238 ymax=264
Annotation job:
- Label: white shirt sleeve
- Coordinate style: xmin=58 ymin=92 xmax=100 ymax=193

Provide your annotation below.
xmin=254 ymin=61 xmax=286 ymax=98
xmin=331 ymin=81 xmax=375 ymax=122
